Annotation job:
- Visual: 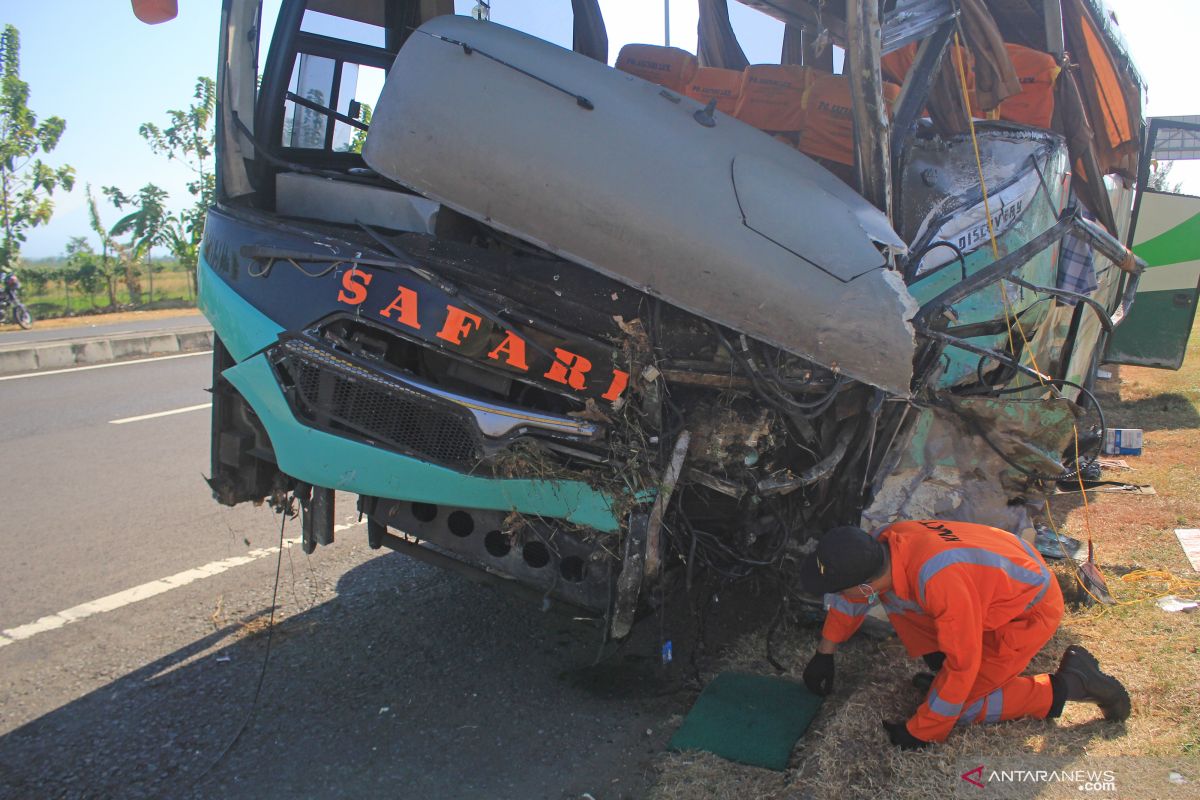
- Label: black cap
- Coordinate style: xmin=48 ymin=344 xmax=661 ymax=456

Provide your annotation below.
xmin=798 ymin=526 xmax=886 ymax=595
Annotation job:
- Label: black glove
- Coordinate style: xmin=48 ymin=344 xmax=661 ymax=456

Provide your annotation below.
xmin=802 ymin=652 xmax=835 ymax=696
xmin=883 ymin=719 xmax=930 ymax=750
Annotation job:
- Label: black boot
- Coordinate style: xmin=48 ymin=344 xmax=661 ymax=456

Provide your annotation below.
xmin=1048 ymin=673 xmax=1068 ymax=718
xmin=913 ymin=651 xmax=945 ymax=692
xmin=1055 ymin=645 xmax=1131 ymax=722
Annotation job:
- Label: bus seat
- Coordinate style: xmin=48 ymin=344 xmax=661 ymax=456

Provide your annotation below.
xmin=732 ymin=64 xmax=813 ymax=132
xmin=684 ymin=66 xmax=743 ymax=115
xmin=615 ymin=44 xmax=698 ymax=93
xmin=998 ymin=43 xmax=1060 ymax=129
xmin=799 ymin=74 xmax=901 ymax=166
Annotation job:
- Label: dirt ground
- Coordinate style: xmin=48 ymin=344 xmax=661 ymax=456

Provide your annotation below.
xmin=649 ymin=320 xmax=1200 ymax=800
xmin=0 ymin=307 xmax=201 ymax=333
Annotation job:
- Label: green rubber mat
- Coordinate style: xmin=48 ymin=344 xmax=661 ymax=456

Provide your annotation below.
xmin=668 ymin=672 xmax=823 ymax=771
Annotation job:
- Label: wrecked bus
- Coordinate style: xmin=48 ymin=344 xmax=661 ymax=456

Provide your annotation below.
xmin=140 ymin=0 xmax=1197 ymax=638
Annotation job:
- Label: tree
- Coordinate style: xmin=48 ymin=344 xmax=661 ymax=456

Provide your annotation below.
xmin=16 ymin=262 xmax=49 ymax=297
xmin=0 ymin=25 xmax=74 ymax=267
xmin=104 ymin=183 xmax=169 ymax=304
xmin=161 ymin=213 xmax=198 ymax=301
xmin=86 ymin=185 xmax=120 ymax=308
xmin=65 ymin=235 xmax=102 ymax=308
xmin=139 ymin=77 xmax=215 ymax=298
xmin=343 ymin=101 xmax=372 ymax=154
xmin=139 ymin=77 xmax=214 ymax=212
xmin=1148 ymin=161 xmax=1184 ymax=194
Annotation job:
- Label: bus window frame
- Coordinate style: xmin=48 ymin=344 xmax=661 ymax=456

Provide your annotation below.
xmin=256 ymin=0 xmax=395 ymax=181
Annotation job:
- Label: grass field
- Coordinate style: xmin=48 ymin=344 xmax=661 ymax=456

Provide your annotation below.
xmin=651 ymin=319 xmax=1200 ymax=800
xmin=19 ymin=268 xmax=195 ymax=319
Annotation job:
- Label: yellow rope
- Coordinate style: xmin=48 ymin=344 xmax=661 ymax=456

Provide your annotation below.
xmin=1042 ymin=499 xmax=1109 ymax=607
xmin=950 ymin=29 xmax=1125 ymax=607
xmin=1117 ymin=569 xmax=1200 ymax=604
xmin=950 ymin=29 xmax=1197 ymax=616
xmin=950 ymin=28 xmax=1047 ymax=380
xmin=1042 ymin=498 xmax=1200 ymax=610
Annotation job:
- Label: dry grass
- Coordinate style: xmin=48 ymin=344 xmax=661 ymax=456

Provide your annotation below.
xmin=650 ymin=319 xmax=1200 ymax=799
xmin=0 ymin=307 xmax=200 ymax=333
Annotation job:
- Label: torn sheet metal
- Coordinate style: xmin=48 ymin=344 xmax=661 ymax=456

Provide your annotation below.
xmin=945 ymin=394 xmax=1082 ymax=488
xmin=899 ymin=125 xmax=1066 ymax=270
xmin=863 ymin=394 xmax=1081 ymax=534
xmin=364 ymin=16 xmax=917 ymax=396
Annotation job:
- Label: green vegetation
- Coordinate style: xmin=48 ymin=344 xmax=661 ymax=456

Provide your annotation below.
xmin=0 ymin=24 xmax=74 ymax=267
xmin=138 ymin=76 xmax=215 ymax=299
xmin=104 ymin=183 xmax=170 ymax=305
xmin=3 ymin=74 xmax=217 ymax=321
xmin=14 ymin=257 xmax=194 ymax=318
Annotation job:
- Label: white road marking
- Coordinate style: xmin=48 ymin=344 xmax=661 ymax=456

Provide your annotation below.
xmin=0 ymin=520 xmax=364 ymax=648
xmin=110 ymin=402 xmax=213 ymax=425
xmin=0 ymin=350 xmax=212 ymax=382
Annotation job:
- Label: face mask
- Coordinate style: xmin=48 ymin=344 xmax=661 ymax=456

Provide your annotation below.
xmin=858 ymin=583 xmax=879 ymax=606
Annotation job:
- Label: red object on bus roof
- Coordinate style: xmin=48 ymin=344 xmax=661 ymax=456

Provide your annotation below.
xmin=131 ymin=0 xmax=178 ymax=25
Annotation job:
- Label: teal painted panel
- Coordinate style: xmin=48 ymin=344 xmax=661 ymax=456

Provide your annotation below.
xmin=197 ymin=255 xmax=283 ymax=361
xmin=1106 ymin=289 xmax=1195 ymax=370
xmin=223 ymin=353 xmax=622 ymax=532
xmin=908 ymin=196 xmax=1062 ymax=387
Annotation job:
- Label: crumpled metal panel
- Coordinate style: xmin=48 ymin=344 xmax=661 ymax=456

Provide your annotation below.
xmin=898 ymin=125 xmax=1064 ymax=251
xmin=364 ymin=16 xmax=918 ymax=395
xmin=863 ymin=394 xmax=1081 ymax=534
xmin=945 ymin=394 xmax=1082 ymax=484
xmin=731 ymin=155 xmax=896 ymax=281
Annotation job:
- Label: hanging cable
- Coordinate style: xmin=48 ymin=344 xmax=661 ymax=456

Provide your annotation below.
xmin=908 ymin=239 xmax=968 ymax=282
xmin=953 ymin=26 xmax=1113 ymax=597
xmin=182 ymin=496 xmax=292 ymax=793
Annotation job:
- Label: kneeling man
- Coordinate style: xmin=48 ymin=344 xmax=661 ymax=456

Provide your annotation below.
xmin=799 ymin=520 xmax=1130 ymax=749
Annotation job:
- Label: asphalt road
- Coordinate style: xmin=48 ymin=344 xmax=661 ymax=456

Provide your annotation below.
xmin=0 ymin=351 xmax=703 ymax=799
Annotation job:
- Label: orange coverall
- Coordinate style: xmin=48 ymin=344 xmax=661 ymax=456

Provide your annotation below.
xmin=821 ymin=520 xmax=1064 ymax=742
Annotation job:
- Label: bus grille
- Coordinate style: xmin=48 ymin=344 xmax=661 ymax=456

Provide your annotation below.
xmin=273 ymin=339 xmax=482 ymax=467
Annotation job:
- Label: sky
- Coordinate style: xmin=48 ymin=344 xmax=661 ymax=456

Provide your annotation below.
xmin=3 ymin=0 xmax=1198 ymax=259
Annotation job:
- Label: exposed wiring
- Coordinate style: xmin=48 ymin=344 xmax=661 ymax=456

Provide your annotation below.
xmin=247 ymin=256 xmax=341 ymax=279
xmin=909 ymin=239 xmax=968 ymax=282
xmin=183 ymin=496 xmax=291 ymax=793
xmin=764 ymin=574 xmax=791 ymax=673
xmin=709 ymin=323 xmax=845 ymax=425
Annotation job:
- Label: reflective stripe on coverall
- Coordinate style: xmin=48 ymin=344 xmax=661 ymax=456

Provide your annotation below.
xmin=820 ymin=520 xmax=1064 ymax=742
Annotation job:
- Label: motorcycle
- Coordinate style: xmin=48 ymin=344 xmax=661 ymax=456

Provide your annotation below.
xmin=1 ymin=272 xmax=33 ymax=329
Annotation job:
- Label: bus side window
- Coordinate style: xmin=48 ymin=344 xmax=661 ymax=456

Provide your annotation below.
xmin=283 ymin=55 xmax=335 ymax=149
xmin=333 ymin=65 xmax=385 ymax=152
xmin=281 ymin=57 xmax=384 ymax=152
xmin=278 ymin=6 xmax=392 ymax=154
